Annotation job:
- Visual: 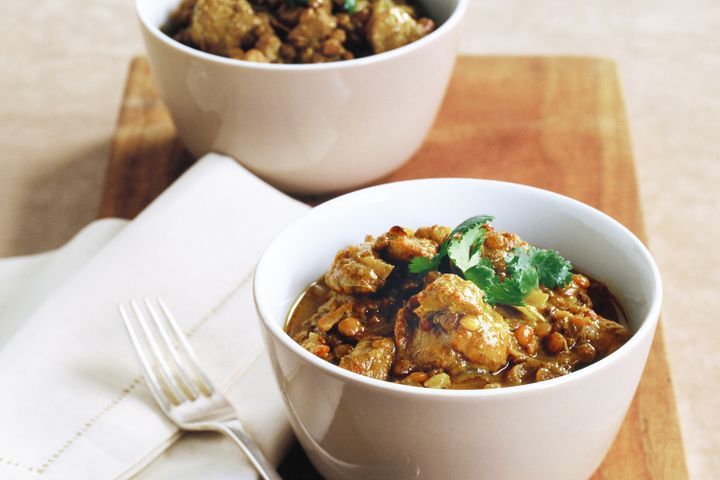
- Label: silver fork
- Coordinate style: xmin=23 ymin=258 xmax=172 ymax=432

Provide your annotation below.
xmin=119 ymin=298 xmax=281 ymax=480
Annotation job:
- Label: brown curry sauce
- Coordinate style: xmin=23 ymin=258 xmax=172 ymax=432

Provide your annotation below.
xmin=286 ymin=224 xmax=630 ymax=389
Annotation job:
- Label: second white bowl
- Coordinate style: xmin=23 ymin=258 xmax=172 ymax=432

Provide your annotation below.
xmin=136 ymin=0 xmax=468 ymax=194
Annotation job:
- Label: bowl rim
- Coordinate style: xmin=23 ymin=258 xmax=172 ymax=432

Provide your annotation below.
xmin=135 ymin=0 xmax=469 ymax=72
xmin=253 ymin=178 xmax=663 ymax=398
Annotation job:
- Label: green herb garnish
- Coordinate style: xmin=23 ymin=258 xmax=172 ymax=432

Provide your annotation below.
xmin=466 ymin=257 xmax=539 ymax=306
xmin=446 ymin=223 xmax=486 ymax=272
xmin=506 ymin=246 xmax=573 ymax=290
xmin=410 ymin=215 xmax=573 ymax=306
xmin=408 ymin=255 xmax=441 ymax=273
xmin=343 ymin=0 xmax=357 ymax=13
xmin=409 ymin=215 xmax=494 ymax=274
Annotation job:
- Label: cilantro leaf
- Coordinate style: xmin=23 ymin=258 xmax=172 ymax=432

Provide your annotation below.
xmin=505 ymin=246 xmax=573 ymax=290
xmin=486 ymin=266 xmax=539 ymax=306
xmin=447 ymin=224 xmax=486 ymax=272
xmin=407 ymin=214 xmax=574 ymax=307
xmin=464 ymin=258 xmax=496 ymax=290
xmin=447 ymin=215 xmax=494 ymax=239
xmin=505 ymin=247 xmax=534 ymax=277
xmin=409 ymin=255 xmax=440 ymax=274
xmin=466 ymin=258 xmax=538 ymax=306
xmin=343 ymin=0 xmax=357 ymax=13
xmin=531 ymin=248 xmax=573 ymax=289
xmin=409 ymin=215 xmax=494 ymax=274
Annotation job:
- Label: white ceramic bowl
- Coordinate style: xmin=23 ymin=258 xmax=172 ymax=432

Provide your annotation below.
xmin=136 ymin=0 xmax=468 ymax=194
xmin=254 ymin=179 xmax=662 ymax=480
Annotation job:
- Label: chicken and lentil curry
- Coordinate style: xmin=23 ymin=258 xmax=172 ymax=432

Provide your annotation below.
xmin=286 ymin=215 xmax=631 ymax=389
xmin=162 ymin=0 xmax=435 ymax=63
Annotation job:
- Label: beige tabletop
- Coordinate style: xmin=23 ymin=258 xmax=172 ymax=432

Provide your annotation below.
xmin=2 ymin=1 xmax=718 ymax=478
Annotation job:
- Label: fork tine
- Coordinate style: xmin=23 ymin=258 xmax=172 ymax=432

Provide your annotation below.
xmin=119 ymin=305 xmax=172 ymax=412
xmin=143 ymin=298 xmax=201 ymax=400
xmin=130 ymin=300 xmax=186 ymax=404
xmin=156 ymin=298 xmax=216 ymax=395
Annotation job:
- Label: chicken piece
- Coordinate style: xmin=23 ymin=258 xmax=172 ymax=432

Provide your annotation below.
xmin=287 ymin=6 xmax=352 ymax=63
xmin=374 ymin=226 xmax=437 ymax=263
xmin=415 ymin=225 xmax=451 ymax=245
xmin=316 ymin=303 xmax=353 ymax=332
xmin=339 ymin=337 xmax=395 ymax=380
xmin=189 ymin=0 xmax=258 ymax=56
xmin=288 ymin=8 xmax=337 ymax=50
xmin=252 ymin=12 xmax=282 ymax=62
xmin=367 ymin=0 xmax=434 ymax=54
xmin=451 ymin=317 xmax=512 ymax=371
xmin=325 ymin=242 xmax=394 ymax=295
xmin=300 ymin=332 xmax=333 ymax=362
xmin=588 ymin=317 xmax=631 ymax=357
xmin=396 ymin=274 xmax=512 ymax=373
xmin=413 ymin=273 xmax=485 ymax=318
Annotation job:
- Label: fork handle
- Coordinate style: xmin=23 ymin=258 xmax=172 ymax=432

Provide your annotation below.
xmin=213 ymin=419 xmax=283 ymax=480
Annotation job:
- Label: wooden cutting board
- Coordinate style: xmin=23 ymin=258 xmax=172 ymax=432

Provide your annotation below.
xmin=99 ymin=56 xmax=688 ymax=479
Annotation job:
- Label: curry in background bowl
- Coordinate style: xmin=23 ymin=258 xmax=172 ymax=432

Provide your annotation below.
xmin=163 ymin=0 xmax=436 ymax=63
xmin=286 ymin=216 xmax=630 ymax=389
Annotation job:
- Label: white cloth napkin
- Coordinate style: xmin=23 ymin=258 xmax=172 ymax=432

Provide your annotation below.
xmin=0 ymin=153 xmax=310 ymax=479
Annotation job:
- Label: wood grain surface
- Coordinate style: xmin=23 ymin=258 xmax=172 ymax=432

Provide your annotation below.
xmin=100 ymin=56 xmax=688 ymax=479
